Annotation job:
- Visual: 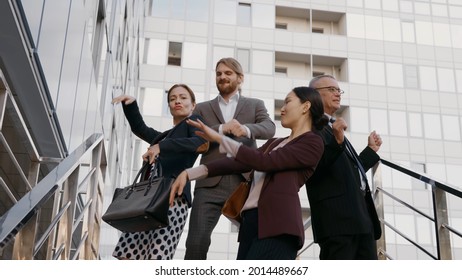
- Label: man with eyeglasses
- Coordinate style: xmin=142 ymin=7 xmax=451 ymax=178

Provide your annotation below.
xmin=305 ymin=74 xmax=383 ymax=259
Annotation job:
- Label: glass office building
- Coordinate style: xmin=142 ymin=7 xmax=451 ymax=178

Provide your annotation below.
xmin=1 ymin=0 xmax=461 ymax=260
xmin=141 ymin=0 xmax=462 ymax=260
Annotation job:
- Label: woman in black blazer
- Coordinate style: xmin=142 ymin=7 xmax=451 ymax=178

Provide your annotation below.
xmin=110 ymin=84 xmax=208 ymax=260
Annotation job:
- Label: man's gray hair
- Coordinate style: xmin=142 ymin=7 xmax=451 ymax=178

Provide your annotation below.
xmin=309 ymin=74 xmax=336 ymax=87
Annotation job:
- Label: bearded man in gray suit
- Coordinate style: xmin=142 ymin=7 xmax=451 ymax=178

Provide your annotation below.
xmin=184 ymin=57 xmax=276 ymax=260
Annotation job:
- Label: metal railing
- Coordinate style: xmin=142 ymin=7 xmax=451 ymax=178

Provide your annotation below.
xmin=297 ymin=158 xmax=462 ymax=260
xmin=0 ymin=133 xmax=107 ymax=260
xmin=372 ymin=159 xmax=462 ymax=260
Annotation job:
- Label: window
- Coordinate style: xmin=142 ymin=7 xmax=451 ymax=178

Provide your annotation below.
xmin=274 ymin=99 xmax=283 ymax=121
xmin=401 ymin=21 xmax=416 ymax=43
xmin=275 ymin=22 xmax=287 ymax=29
xmin=312 ymin=27 xmax=324 ymax=34
xmin=237 ymin=2 xmax=251 ymax=26
xmin=404 ymin=65 xmax=419 ymax=89
xmin=313 ymin=71 xmax=325 ymax=77
xmin=236 ymin=49 xmax=250 ymax=72
xmin=275 ymin=67 xmax=287 ymax=75
xmin=168 ymin=42 xmax=182 ymax=66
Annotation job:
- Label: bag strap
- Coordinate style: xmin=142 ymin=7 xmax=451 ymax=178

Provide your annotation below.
xmin=132 ymin=161 xmax=150 ymax=186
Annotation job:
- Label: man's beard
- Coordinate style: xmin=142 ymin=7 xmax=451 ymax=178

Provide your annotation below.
xmin=218 ymin=80 xmax=238 ymax=95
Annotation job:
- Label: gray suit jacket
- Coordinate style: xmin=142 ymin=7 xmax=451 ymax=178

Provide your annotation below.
xmin=193 ymin=94 xmax=275 ymax=188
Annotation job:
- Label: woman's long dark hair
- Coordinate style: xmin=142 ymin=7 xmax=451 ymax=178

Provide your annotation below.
xmin=292 ymin=86 xmax=329 ymax=130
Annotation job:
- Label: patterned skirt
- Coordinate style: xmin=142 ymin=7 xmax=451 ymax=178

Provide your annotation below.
xmin=112 ymin=196 xmax=188 ymax=260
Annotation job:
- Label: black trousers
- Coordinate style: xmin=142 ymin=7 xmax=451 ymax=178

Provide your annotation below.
xmin=318 ymin=233 xmax=378 ymax=260
xmin=237 ymin=208 xmax=299 ymax=260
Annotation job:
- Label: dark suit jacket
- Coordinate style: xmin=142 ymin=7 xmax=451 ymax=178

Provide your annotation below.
xmin=305 ymin=125 xmax=381 ymax=242
xmin=205 ymin=131 xmax=324 ymax=249
xmin=193 ymin=95 xmax=275 ymax=188
xmin=122 ymin=101 xmax=208 ymax=206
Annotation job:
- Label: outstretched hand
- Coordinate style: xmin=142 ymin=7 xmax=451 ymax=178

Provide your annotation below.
xmin=112 ymin=94 xmax=136 ymax=105
xmin=186 ymin=119 xmax=223 ymax=144
xmin=169 ymin=171 xmax=188 ymax=206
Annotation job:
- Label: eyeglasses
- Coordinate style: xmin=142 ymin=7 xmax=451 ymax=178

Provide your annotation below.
xmin=315 ymin=86 xmax=344 ymax=95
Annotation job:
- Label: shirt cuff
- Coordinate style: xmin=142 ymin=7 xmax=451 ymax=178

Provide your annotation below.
xmin=218 ymin=136 xmax=242 ymax=158
xmin=243 ymin=125 xmax=251 ymax=138
xmin=186 ymin=165 xmax=208 ymax=181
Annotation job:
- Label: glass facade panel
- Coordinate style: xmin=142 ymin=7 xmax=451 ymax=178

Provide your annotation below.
xmin=186 ymin=0 xmax=209 ymax=22
xmin=365 ymin=0 xmax=381 ymax=9
xmin=171 ymin=0 xmax=186 ymax=19
xmin=252 ymin=3 xmax=274 ymax=29
xmin=251 ymin=51 xmax=273 ymax=75
xmin=383 ymin=18 xmax=402 ymax=42
xmin=433 ymin=23 xmax=452 ymax=47
xmin=386 ymin=63 xmax=404 ymax=87
xmin=214 ymin=0 xmax=236 ymax=25
xmin=347 ymin=0 xmax=363 ymax=8
xmin=390 ymin=111 xmax=408 ymax=136
xmin=383 ymin=0 xmax=399 ymax=11
xmin=415 ymin=2 xmax=431 ymax=15
xmin=405 ymin=65 xmax=419 ymax=88
xmin=423 ymin=114 xmax=442 ymax=139
xmin=213 ymin=46 xmax=235 ymax=66
xmin=419 ymin=66 xmax=437 ymax=90
xmin=349 ymin=59 xmax=367 ymax=84
xmin=442 ymin=115 xmax=461 ymax=141
xmin=456 ymin=69 xmax=462 ymax=92
xmin=415 ymin=21 xmax=434 ymax=45
xmin=237 ymin=2 xmax=251 ymax=27
xmin=400 ymin=1 xmax=414 ymax=13
xmin=146 ymin=39 xmax=167 ymax=65
xmin=365 ymin=16 xmax=383 ymax=41
xmin=347 ymin=14 xmax=365 ymax=38
xmin=370 ymin=109 xmax=389 ymax=135
xmin=151 ymin=0 xmax=169 ymax=17
xmin=437 ymin=68 xmax=456 ymax=92
xmin=182 ymin=42 xmax=207 ymax=69
xmin=350 ymin=107 xmax=369 ymax=133
xmin=21 ymin=0 xmax=45 ymax=45
xmin=142 ymin=88 xmax=164 ymax=116
xmin=449 ymin=6 xmax=462 ymax=19
xmin=409 ymin=113 xmax=423 ymax=137
xmin=450 ymin=25 xmax=462 ymax=48
xmin=402 ymin=21 xmax=416 ymax=43
xmin=237 ymin=49 xmax=250 ymax=72
xmin=368 ymin=61 xmax=386 ymax=86
xmin=432 ymin=4 xmax=448 ymax=17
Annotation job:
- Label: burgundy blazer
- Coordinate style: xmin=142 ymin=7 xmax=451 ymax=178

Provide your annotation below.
xmin=206 ymin=131 xmax=324 ymax=249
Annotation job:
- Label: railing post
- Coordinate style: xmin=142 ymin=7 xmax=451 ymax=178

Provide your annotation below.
xmin=371 ymin=162 xmax=386 ymax=260
xmin=432 ymin=183 xmax=452 ymax=259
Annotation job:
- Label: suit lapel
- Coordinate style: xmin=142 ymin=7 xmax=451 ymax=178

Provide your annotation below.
xmin=210 ymin=97 xmax=226 ymax=123
xmin=233 ymin=95 xmax=246 ymax=119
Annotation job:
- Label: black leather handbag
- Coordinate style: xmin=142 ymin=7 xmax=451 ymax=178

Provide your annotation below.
xmin=102 ymin=161 xmax=172 ymax=232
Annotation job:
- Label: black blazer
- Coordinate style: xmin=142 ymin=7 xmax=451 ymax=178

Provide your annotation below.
xmin=122 ymin=101 xmax=208 ymax=206
xmin=305 ymin=125 xmax=381 ymax=242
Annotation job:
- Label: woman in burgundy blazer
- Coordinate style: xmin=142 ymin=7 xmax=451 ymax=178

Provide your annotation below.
xmin=171 ymin=87 xmax=328 ymax=260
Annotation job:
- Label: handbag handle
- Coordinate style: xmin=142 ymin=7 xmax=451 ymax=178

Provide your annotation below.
xmin=132 ymin=161 xmax=151 ymax=186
